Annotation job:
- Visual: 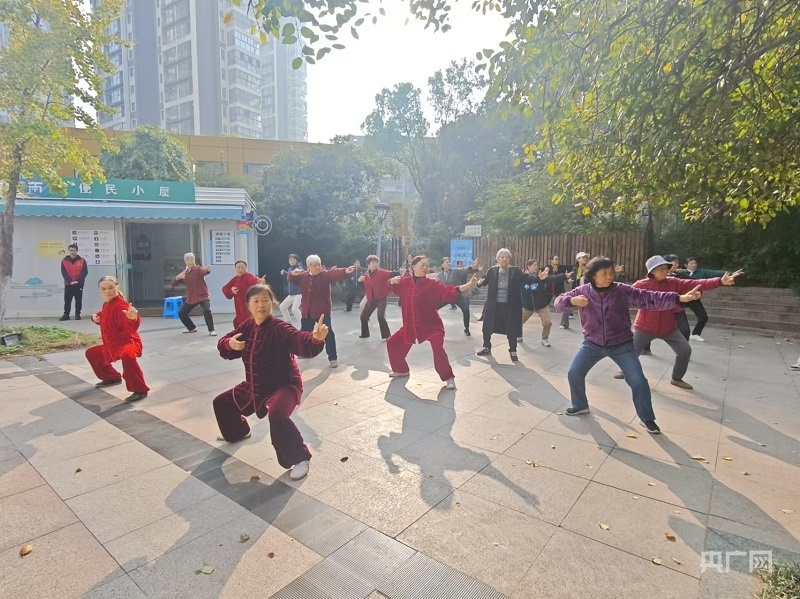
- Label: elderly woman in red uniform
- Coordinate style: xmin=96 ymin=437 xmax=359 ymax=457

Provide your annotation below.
xmin=358 ymin=254 xmax=404 ymax=340
xmin=222 ymin=260 xmax=264 ymax=328
xmin=387 ymin=255 xmax=478 ymax=390
xmin=85 ymin=276 xmax=149 ymax=402
xmin=215 ymin=284 xmax=329 ymax=481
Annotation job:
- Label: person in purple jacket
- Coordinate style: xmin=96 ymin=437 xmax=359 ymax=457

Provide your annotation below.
xmin=554 ymin=257 xmax=701 ymax=434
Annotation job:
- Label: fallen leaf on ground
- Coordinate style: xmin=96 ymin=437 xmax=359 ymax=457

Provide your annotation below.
xmin=632 ymin=495 xmax=640 ymax=499
xmin=19 ymin=544 xmax=33 ymax=557
xmin=647 ymin=482 xmax=657 ymax=487
xmin=737 ymin=345 xmax=746 ymax=348
xmin=556 ymin=412 xmax=563 ymax=415
xmin=75 ymin=467 xmax=82 ymax=473
xmin=651 ymin=557 xmax=662 ymax=565
xmin=490 ymin=436 xmax=498 ymax=440
xmin=672 ymin=558 xmax=682 ymax=565
xmin=599 ymin=523 xmax=610 ymax=530
xmin=250 ymin=474 xmax=260 ymax=481
xmin=493 ymin=542 xmax=500 ymax=546
xmin=550 ymin=445 xmax=556 ymax=449
xmin=782 ymin=510 xmax=794 ymax=515
xmin=665 ymin=532 xmax=676 ymax=542
xmin=722 ymin=456 xmax=732 ymax=461
xmin=455 ymin=502 xmax=461 ymax=507
xmin=526 ymin=460 xmax=539 ymax=467
xmin=268 ymin=552 xmax=276 ymax=558
xmin=240 ymin=533 xmax=250 ymax=543
xmin=201 ymin=564 xmax=214 ymax=574
xmin=673 ymin=509 xmax=682 ymax=514
xmin=333 ymin=402 xmax=339 ymax=405
xmin=691 ymin=455 xmax=706 ymax=461
xmin=742 ymin=472 xmax=750 ymax=476
xmin=626 ymin=434 xmax=638 ymax=439
xmin=758 ymin=443 xmax=766 ymax=447
xmin=340 ymin=457 xmax=349 ymax=463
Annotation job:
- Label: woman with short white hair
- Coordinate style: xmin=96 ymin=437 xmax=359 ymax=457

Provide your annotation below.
xmin=477 ymin=248 xmax=543 ymax=362
xmin=171 ymin=252 xmax=216 ymax=336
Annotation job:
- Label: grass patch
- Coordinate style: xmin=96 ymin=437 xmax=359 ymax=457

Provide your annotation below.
xmin=0 ymin=326 xmax=99 ymax=360
xmin=757 ymin=561 xmax=800 ymax=599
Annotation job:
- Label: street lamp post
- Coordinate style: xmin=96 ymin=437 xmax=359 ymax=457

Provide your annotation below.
xmin=374 ymin=201 xmax=390 ymax=264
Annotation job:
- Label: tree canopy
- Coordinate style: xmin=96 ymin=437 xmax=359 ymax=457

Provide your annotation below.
xmin=100 ymin=126 xmax=194 ymax=182
xmin=239 ymin=0 xmax=800 ymax=227
xmin=0 ymin=0 xmax=122 ymax=327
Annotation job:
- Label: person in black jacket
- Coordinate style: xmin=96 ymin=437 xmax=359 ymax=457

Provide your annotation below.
xmin=476 ymin=249 xmax=541 ymax=362
xmin=344 ymin=259 xmax=366 ymax=311
xmin=545 ymin=255 xmax=572 ymax=329
xmin=519 ymin=259 xmax=568 ymax=347
xmin=60 ymin=244 xmax=88 ymax=321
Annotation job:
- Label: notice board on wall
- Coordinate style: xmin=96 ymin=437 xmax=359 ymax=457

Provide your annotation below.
xmin=70 ymin=229 xmax=115 ymax=265
xmin=211 ymin=229 xmax=235 ymax=265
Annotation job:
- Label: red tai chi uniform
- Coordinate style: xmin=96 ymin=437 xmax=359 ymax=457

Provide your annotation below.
xmin=214 ymin=317 xmax=324 ymax=468
xmin=387 ymin=275 xmax=461 ymax=381
xmin=222 ymin=273 xmax=260 ymax=328
xmin=85 ymin=295 xmax=149 ymax=393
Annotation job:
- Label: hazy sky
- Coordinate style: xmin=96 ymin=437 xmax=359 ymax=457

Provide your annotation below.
xmin=304 ymin=2 xmax=510 ymax=143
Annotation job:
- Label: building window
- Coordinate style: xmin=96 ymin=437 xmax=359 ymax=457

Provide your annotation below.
xmin=163 ymin=0 xmax=190 ymax=25
xmin=163 ymin=20 xmax=190 ymax=43
xmin=164 ymin=79 xmax=193 ymax=102
xmin=244 ymin=163 xmax=266 ymax=178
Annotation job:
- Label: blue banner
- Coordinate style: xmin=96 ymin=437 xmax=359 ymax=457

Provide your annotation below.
xmin=449 ymin=239 xmax=474 ymax=266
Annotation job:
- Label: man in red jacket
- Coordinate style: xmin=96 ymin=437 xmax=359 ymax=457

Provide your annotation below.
xmin=616 ymin=255 xmax=742 ymax=389
xmin=358 ymin=255 xmax=404 ymax=339
xmin=60 ymin=244 xmax=88 ymax=321
xmin=287 ymin=254 xmax=354 ymax=368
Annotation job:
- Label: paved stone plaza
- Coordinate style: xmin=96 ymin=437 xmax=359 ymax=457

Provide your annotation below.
xmin=1 ymin=307 xmax=799 ymax=598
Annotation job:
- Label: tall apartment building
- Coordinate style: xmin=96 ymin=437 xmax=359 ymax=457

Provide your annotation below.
xmin=93 ymin=0 xmax=307 ymax=141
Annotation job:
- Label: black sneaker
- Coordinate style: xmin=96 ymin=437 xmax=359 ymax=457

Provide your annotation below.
xmin=125 ymin=392 xmax=148 ymax=402
xmin=510 ymin=351 xmax=519 ymax=362
xmin=640 ymin=420 xmax=661 ymax=434
xmin=565 ymin=407 xmax=590 ymax=416
xmin=464 ymin=328 xmax=471 ymax=337
xmin=95 ymin=379 xmax=122 ymax=388
xmin=74 ymin=314 xmax=82 ymax=321
xmin=477 ymin=347 xmax=491 ymax=356
xmin=59 ymin=315 xmax=70 ymax=321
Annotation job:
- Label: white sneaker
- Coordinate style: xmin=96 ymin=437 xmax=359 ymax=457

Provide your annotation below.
xmin=290 ymin=460 xmax=310 ymax=480
xmin=559 ymin=325 xmax=566 ymax=329
xmin=389 ymin=371 xmax=410 ymax=378
xmin=209 ymin=331 xmax=217 ymax=336
xmin=690 ymin=334 xmax=705 ymax=342
xmin=541 ymin=339 xmax=551 ymax=347
xmin=329 ymin=360 xmax=338 ymax=368
xmin=445 ymin=378 xmax=456 ymax=390
xmin=790 ymin=361 xmax=800 ymax=371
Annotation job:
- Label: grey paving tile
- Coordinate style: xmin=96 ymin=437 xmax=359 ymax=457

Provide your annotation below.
xmin=328 ymin=527 xmax=416 ymax=587
xmin=512 ymin=528 xmax=697 ymax=599
xmin=0 ymin=522 xmax=123 ymax=599
xmin=67 ymin=464 xmax=217 ymax=544
xmin=0 ymin=454 xmax=45 ymax=499
xmin=37 ymin=440 xmax=171 ymax=500
xmin=0 ymin=485 xmax=78 ymax=552
xmin=104 ymin=493 xmax=249 ymax=572
xmin=128 ymin=512 xmax=321 ymax=599
xmin=380 ymin=552 xmax=506 ymax=599
xmin=80 ymin=575 xmax=147 ymax=599
xmin=286 ymin=506 xmax=367 ymax=557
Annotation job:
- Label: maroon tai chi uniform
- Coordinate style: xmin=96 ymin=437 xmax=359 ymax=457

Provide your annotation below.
xmin=214 ymin=317 xmax=324 ymax=468
xmin=387 ymin=275 xmax=461 ymax=381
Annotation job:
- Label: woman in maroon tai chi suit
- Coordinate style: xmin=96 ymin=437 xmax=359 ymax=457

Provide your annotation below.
xmin=387 ymin=255 xmax=478 ymax=390
xmin=214 ymin=284 xmax=329 ymax=481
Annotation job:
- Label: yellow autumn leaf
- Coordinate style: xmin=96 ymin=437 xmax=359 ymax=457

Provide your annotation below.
xmin=782 ymin=509 xmax=794 ymax=515
xmin=663 ymin=62 xmax=672 ymax=73
xmin=223 ymin=12 xmax=233 ymax=24
xmin=599 ymin=523 xmax=610 ymax=530
xmin=722 ymin=456 xmax=732 ymax=461
xmin=665 ymin=532 xmax=676 ymax=542
xmin=691 ymin=455 xmax=706 ymax=461
xmin=672 ymin=557 xmax=682 ymax=565
xmin=19 ymin=544 xmax=33 ymax=557
xmin=651 ymin=557 xmax=663 ymax=565
xmin=250 ymin=474 xmax=261 ymax=481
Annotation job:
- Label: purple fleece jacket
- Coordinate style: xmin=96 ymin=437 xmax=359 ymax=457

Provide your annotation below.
xmin=554 ymin=282 xmax=680 ymax=347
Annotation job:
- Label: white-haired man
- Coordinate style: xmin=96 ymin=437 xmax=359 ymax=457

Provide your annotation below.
xmin=287 ymin=255 xmax=354 ymax=368
xmin=172 ymin=252 xmax=215 ymax=336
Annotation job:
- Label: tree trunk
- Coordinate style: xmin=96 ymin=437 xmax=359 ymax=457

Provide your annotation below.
xmin=0 ymin=170 xmax=19 ymax=331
